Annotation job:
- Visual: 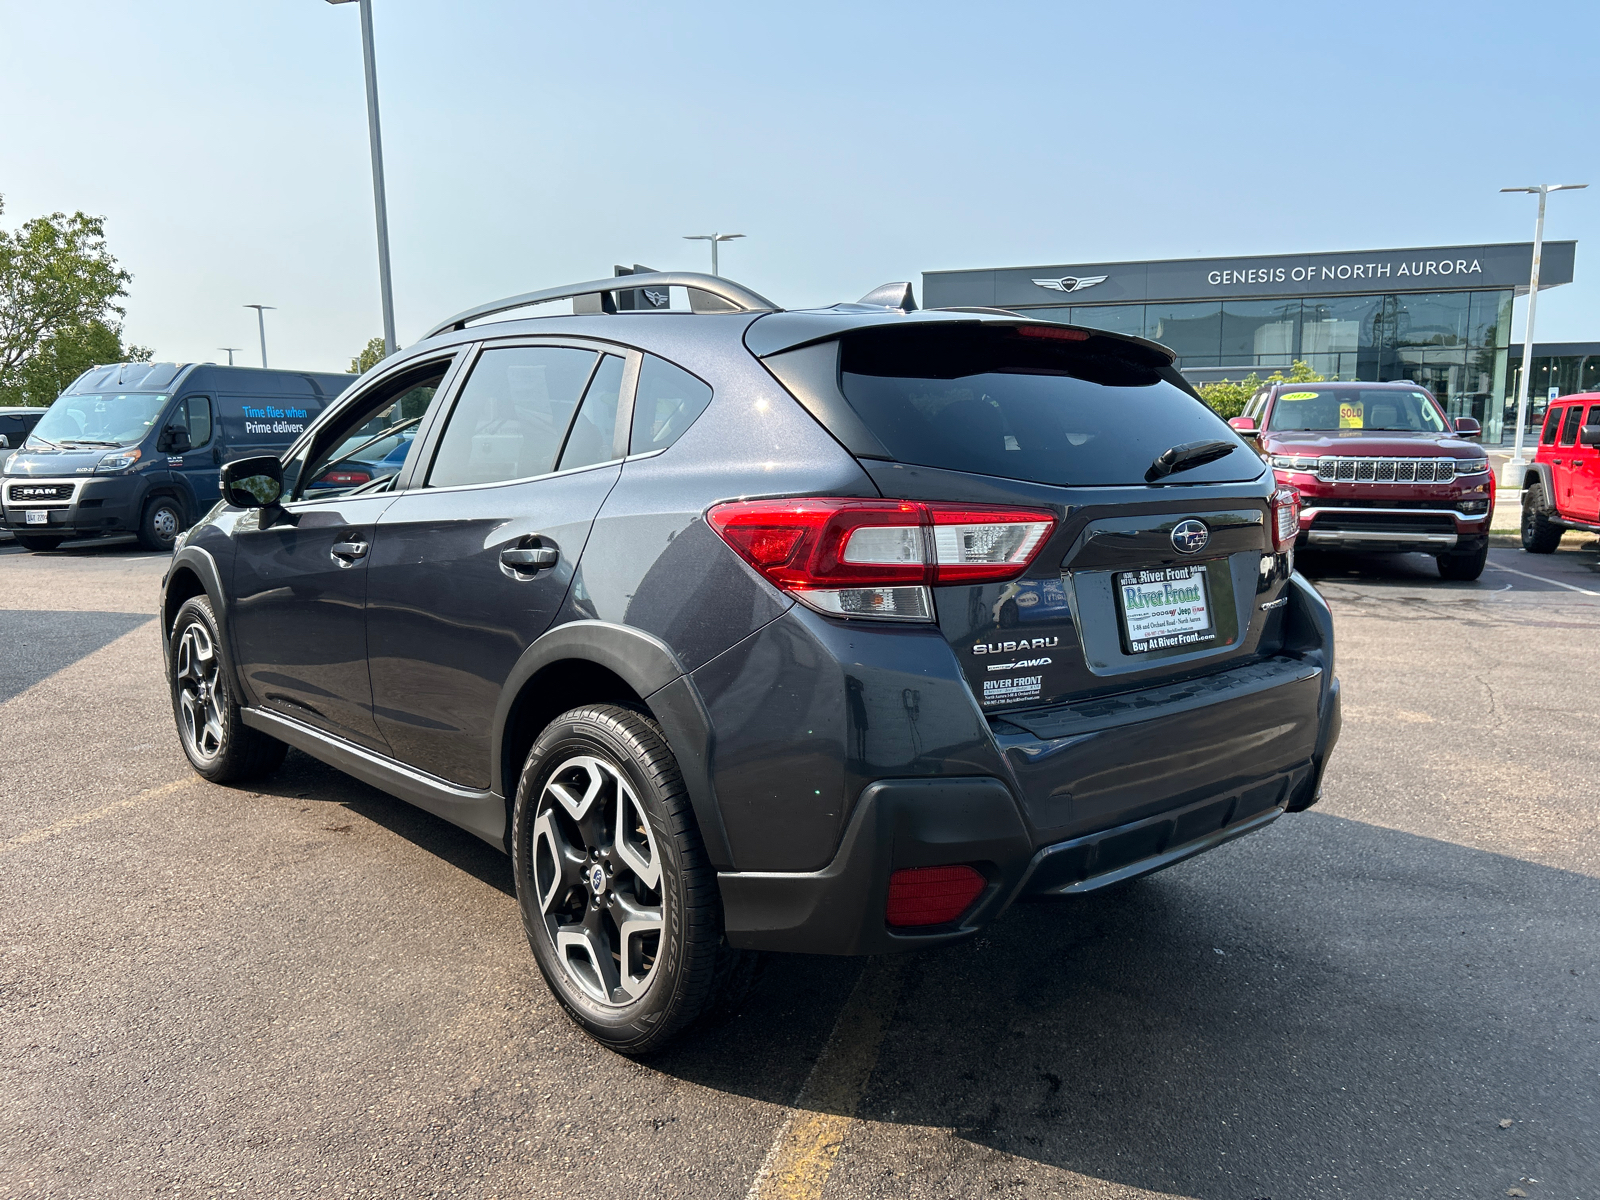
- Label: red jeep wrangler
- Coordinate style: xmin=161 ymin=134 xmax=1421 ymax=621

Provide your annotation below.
xmin=1518 ymin=393 xmax=1600 ymax=552
xmin=1228 ymin=381 xmax=1493 ymax=580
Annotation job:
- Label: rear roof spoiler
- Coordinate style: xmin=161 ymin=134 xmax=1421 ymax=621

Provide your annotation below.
xmin=421 ymin=271 xmax=779 ymax=341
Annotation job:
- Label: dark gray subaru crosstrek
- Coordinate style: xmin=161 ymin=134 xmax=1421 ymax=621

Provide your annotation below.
xmin=159 ymin=271 xmax=1340 ymax=1054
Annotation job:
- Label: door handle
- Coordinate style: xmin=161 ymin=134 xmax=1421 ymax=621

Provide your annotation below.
xmin=501 ymin=545 xmax=558 ymax=572
xmin=331 ymin=539 xmax=369 ymax=563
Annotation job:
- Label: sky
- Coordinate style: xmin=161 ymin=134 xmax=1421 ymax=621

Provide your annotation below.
xmin=2 ymin=0 xmax=1597 ymax=374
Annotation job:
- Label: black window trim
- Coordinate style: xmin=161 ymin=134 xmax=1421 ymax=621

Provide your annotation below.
xmin=1558 ymin=403 xmax=1583 ymax=447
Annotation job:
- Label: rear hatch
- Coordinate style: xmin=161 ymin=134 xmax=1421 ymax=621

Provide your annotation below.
xmin=755 ymin=316 xmax=1288 ymax=715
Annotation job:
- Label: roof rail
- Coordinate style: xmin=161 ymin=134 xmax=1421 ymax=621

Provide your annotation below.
xmin=421 ymin=271 xmax=779 ymax=341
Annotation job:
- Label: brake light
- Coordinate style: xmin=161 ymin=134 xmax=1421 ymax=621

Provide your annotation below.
xmin=886 ymin=865 xmax=987 ymax=927
xmin=1270 ymin=485 xmax=1300 ymax=552
xmin=1014 ymin=325 xmax=1090 ymax=341
xmin=319 ymin=470 xmax=371 ymax=486
xmin=707 ymin=498 xmax=1056 ymax=621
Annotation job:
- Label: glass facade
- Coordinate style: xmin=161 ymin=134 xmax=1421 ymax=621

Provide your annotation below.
xmin=1015 ymin=288 xmax=1515 ymax=441
xmin=1507 ymin=351 xmax=1600 ymax=440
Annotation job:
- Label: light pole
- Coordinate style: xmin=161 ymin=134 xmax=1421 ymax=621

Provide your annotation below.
xmin=683 ymin=232 xmax=745 ymax=277
xmin=1500 ymin=183 xmax=1587 ymax=487
xmin=327 ymin=0 xmax=398 ymax=359
xmin=218 ymin=347 xmax=243 ymax=366
xmin=243 ymin=305 xmax=275 ymax=368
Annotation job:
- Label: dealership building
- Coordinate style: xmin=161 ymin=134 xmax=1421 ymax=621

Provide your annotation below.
xmin=923 ymin=242 xmax=1577 ymax=444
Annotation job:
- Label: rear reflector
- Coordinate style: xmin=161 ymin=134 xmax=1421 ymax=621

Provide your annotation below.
xmin=886 ymin=865 xmax=987 ymax=927
xmin=707 ymin=498 xmax=1056 ymax=621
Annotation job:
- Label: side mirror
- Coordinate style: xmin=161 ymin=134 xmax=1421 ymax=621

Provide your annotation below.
xmin=1453 ymin=417 xmax=1482 ymax=439
xmin=221 ymin=455 xmax=284 ymax=508
xmin=160 ymin=424 xmax=192 ymax=454
xmin=1581 ymin=424 xmax=1600 ymax=448
xmin=1228 ymin=416 xmax=1258 ymax=436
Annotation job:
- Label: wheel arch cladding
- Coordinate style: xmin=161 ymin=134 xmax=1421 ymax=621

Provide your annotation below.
xmin=492 ymin=620 xmax=734 ymax=868
xmin=161 ymin=548 xmax=241 ymax=694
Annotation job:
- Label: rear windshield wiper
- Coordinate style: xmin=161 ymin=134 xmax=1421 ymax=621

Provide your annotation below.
xmin=1146 ymin=439 xmax=1236 ymax=483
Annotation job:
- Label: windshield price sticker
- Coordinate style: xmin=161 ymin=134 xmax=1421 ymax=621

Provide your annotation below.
xmin=1116 ymin=564 xmax=1216 ymax=653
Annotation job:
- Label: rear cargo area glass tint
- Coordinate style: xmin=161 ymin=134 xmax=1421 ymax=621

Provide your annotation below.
xmin=838 ymin=325 xmax=1261 ymax=487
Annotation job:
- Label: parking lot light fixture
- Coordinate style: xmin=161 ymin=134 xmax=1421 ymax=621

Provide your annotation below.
xmin=682 ymin=232 xmax=745 ymax=277
xmin=243 ymin=305 xmax=275 ymax=368
xmin=327 ymin=0 xmax=398 ymax=360
xmin=1500 ymin=183 xmax=1587 ymax=488
xmin=218 ymin=348 xmax=243 ymax=366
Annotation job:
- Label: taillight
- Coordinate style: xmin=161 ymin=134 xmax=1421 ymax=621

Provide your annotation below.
xmin=886 ymin=865 xmax=987 ymax=927
xmin=707 ymin=499 xmax=1056 ymax=621
xmin=1270 ymin=485 xmax=1300 ymax=552
xmin=319 ymin=469 xmax=371 ymax=486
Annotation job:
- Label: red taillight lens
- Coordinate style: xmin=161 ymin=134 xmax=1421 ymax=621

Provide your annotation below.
xmin=319 ymin=469 xmax=371 ymax=486
xmin=1014 ymin=325 xmax=1090 ymax=341
xmin=706 ymin=498 xmax=1056 ymax=621
xmin=1270 ymin=485 xmax=1300 ymax=552
xmin=886 ymin=865 xmax=987 ymax=927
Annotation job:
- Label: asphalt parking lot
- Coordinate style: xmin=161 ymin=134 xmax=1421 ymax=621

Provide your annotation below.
xmin=2 ymin=534 xmax=1597 ymax=1200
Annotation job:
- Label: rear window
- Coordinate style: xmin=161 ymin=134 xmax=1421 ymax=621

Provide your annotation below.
xmin=836 ymin=325 xmax=1258 ymax=487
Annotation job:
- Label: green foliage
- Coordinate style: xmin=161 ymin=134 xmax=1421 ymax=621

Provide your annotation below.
xmin=350 ymin=336 xmax=387 ymax=375
xmin=1197 ymin=359 xmax=1325 ymax=419
xmin=0 ymin=195 xmax=147 ymax=406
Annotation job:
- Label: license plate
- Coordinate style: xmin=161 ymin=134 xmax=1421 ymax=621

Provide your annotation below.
xmin=25 ymin=509 xmax=49 ymax=525
xmin=1115 ymin=564 xmax=1216 ymax=653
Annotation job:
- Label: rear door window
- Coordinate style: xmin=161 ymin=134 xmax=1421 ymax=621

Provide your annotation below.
xmin=1559 ymin=404 xmax=1583 ymax=446
xmin=836 ymin=325 xmax=1257 ymax=487
xmin=557 ymin=354 xmax=626 ymax=471
xmin=429 ymin=346 xmax=598 ymax=487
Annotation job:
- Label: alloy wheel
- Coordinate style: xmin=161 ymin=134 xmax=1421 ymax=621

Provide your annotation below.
xmin=175 ymin=622 xmax=225 ymax=761
xmin=532 ymin=754 xmax=663 ymax=1007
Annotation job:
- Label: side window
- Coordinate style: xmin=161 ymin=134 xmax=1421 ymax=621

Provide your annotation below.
xmin=429 ymin=345 xmax=598 ymax=488
xmin=1244 ymin=390 xmax=1268 ymax=420
xmin=557 ymin=354 xmax=626 ymax=472
xmin=1559 ymin=404 xmax=1583 ymax=446
xmin=291 ymin=365 xmax=448 ymax=499
xmin=184 ymin=396 xmax=213 ymax=446
xmin=1587 ymin=405 xmax=1600 ymax=438
xmin=1541 ymin=407 xmax=1564 ymax=445
xmin=630 ymin=355 xmax=713 ymax=455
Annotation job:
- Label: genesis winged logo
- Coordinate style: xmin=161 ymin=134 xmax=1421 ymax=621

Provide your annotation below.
xmin=1031 ymin=274 xmax=1109 ymax=294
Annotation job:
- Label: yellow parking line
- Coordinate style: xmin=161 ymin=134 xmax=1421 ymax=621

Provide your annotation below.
xmin=747 ymin=957 xmax=906 ymax=1200
xmin=0 ymin=776 xmax=198 ymax=855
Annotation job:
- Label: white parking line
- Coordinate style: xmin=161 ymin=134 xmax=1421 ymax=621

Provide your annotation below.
xmin=1485 ymin=562 xmax=1600 ymax=596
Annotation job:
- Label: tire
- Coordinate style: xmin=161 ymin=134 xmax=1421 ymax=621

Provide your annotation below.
xmin=511 ymin=704 xmax=749 ymax=1055
xmin=1521 ymin=483 xmax=1563 ymax=554
xmin=14 ymin=534 xmax=64 ymax=552
xmin=138 ymin=495 xmax=184 ymax=552
xmin=167 ymin=595 xmax=287 ymax=783
xmin=1436 ymin=539 xmax=1488 ymax=581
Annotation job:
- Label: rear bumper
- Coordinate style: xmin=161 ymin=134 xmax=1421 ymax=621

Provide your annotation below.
xmin=719 ymin=652 xmax=1341 ymax=956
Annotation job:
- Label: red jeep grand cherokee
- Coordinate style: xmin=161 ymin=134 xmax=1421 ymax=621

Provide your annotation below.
xmin=1229 ymin=381 xmax=1493 ymax=580
xmin=1517 ymin=393 xmax=1600 ymax=552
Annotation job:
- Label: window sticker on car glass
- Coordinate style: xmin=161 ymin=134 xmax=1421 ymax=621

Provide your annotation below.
xmin=1279 ymin=391 xmax=1319 ymax=401
xmin=1339 ymin=401 xmax=1364 ymax=429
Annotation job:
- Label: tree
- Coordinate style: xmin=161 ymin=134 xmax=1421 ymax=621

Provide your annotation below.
xmin=1196 ymin=359 xmax=1325 ymax=419
xmin=0 ymin=195 xmax=145 ymax=405
xmin=350 ymin=336 xmax=386 ymax=375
